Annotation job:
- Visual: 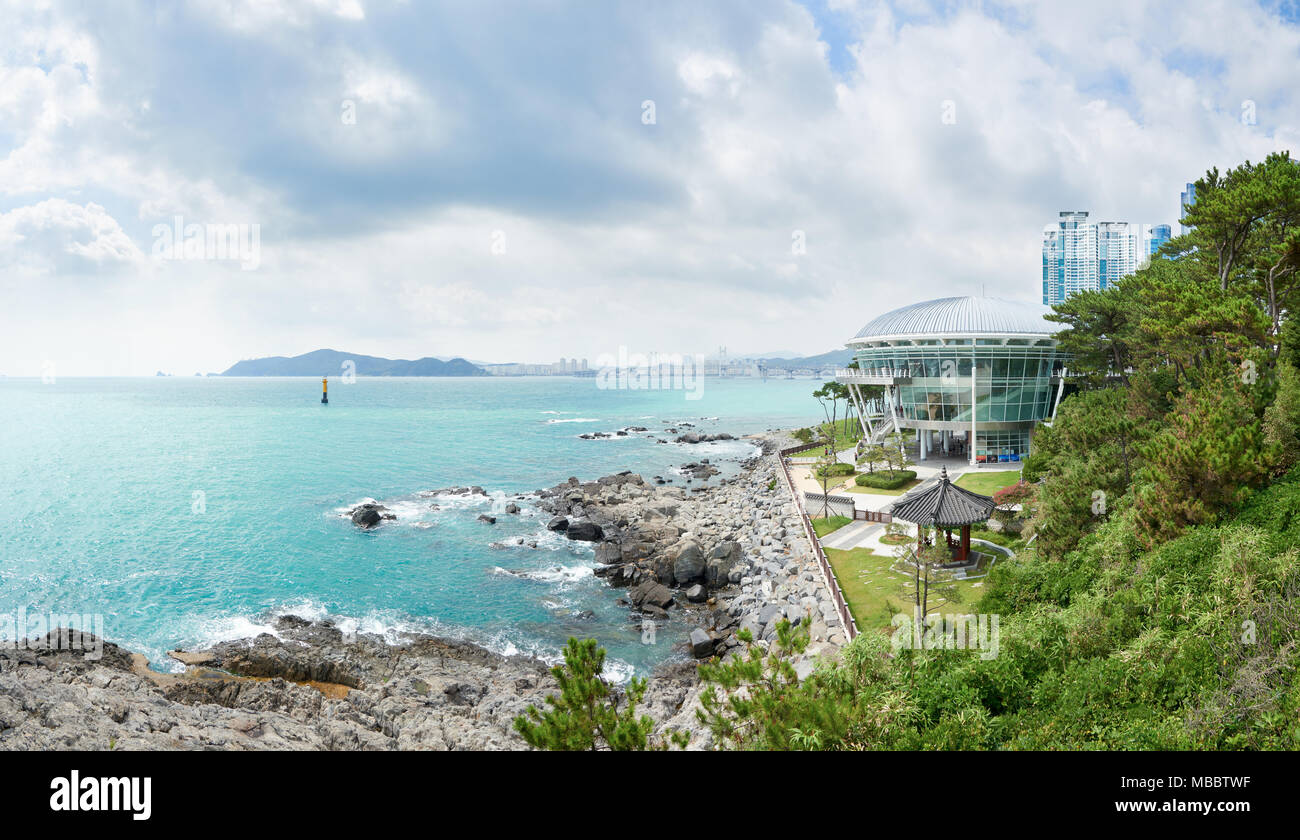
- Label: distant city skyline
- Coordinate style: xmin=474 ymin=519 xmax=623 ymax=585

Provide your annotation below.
xmin=1041 ymin=212 xmax=1171 ymax=306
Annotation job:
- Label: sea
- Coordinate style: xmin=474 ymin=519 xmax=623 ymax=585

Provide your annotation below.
xmin=0 ymin=375 xmax=823 ymax=678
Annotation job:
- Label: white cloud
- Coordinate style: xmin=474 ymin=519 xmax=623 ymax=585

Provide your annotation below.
xmin=0 ymin=199 xmax=143 ymax=273
xmin=0 ymin=0 xmax=1298 ymax=375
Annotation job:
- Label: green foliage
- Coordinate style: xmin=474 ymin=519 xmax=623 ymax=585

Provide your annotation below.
xmin=513 ymin=638 xmax=661 ymax=751
xmin=1134 ymin=365 xmax=1269 ymax=545
xmin=814 ymin=462 xmax=854 ymax=478
xmin=793 ymin=427 xmax=814 ymax=445
xmin=1264 ymin=362 xmax=1300 ymax=476
xmin=854 ymin=469 xmax=917 ymax=489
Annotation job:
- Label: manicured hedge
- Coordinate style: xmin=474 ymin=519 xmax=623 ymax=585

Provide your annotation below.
xmin=814 ymin=463 xmax=855 ymax=478
xmin=855 ymin=469 xmax=917 ymax=489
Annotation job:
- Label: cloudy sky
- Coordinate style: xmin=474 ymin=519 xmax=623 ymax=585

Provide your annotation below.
xmin=1 ymin=0 xmax=1298 ymax=375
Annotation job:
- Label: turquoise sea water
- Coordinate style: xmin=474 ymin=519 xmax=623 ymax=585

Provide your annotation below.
xmin=0 ymin=376 xmax=823 ymax=676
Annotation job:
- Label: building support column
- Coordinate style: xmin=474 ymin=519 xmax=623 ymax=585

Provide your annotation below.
xmin=1050 ymin=367 xmax=1068 ymax=424
xmin=970 ymin=353 xmax=978 ymax=467
xmin=884 ymin=385 xmax=905 ymax=462
xmin=849 ymin=383 xmax=872 ymax=440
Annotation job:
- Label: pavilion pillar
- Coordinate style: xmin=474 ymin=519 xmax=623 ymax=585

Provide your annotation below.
xmin=961 ymin=525 xmax=970 ymax=564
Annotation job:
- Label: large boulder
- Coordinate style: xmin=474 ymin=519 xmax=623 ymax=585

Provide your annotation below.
xmin=705 ymin=541 xmax=743 ymax=587
xmin=672 ymin=542 xmax=706 ymax=584
xmin=546 ymin=516 xmax=569 ymax=532
xmin=349 ymin=503 xmax=393 ymax=529
xmin=593 ymin=542 xmax=622 ymax=564
xmin=685 ymin=584 xmax=708 ymax=603
xmin=565 ymin=521 xmax=603 ymax=542
xmin=630 ymin=581 xmax=675 ymax=610
xmin=689 ymin=628 xmax=714 ymax=659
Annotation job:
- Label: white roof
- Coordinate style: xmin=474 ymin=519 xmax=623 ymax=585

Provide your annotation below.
xmin=850 ymin=296 xmax=1056 ymax=342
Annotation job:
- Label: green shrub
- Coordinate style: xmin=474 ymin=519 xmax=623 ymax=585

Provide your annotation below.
xmin=814 ymin=462 xmax=855 ymax=478
xmin=854 ymin=469 xmax=916 ymax=489
xmin=793 ymin=427 xmax=814 ymax=445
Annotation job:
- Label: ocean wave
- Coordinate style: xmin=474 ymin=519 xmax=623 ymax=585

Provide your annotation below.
xmin=170 ymin=600 xmax=634 ymax=683
xmin=545 ymin=417 xmax=600 ymax=424
xmin=490 ymin=563 xmax=592 ymax=585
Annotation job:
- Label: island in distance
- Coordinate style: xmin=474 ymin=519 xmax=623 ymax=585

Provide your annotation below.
xmin=221 ymin=348 xmax=489 ymax=376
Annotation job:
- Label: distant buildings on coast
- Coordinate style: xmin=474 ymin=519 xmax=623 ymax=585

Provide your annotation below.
xmin=482 ymin=355 xmax=839 ymax=379
xmin=1040 ymin=183 xmax=1193 ymax=306
xmin=482 ymin=358 xmax=592 ymax=376
xmin=1041 ymin=213 xmax=1169 ymax=306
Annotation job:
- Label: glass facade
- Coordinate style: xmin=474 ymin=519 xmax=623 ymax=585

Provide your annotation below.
xmin=853 ymin=338 xmax=1063 ymax=460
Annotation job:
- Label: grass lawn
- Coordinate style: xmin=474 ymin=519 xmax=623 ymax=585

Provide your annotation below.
xmin=824 ymin=546 xmax=987 ymax=632
xmin=810 ymin=515 xmax=852 ymax=538
xmin=954 ymin=470 xmax=1022 ymax=496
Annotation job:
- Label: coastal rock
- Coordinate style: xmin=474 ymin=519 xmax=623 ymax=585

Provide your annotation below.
xmin=705 ymin=541 xmax=743 ymax=587
xmin=477 ymin=514 xmax=497 ymax=524
xmin=593 ymin=542 xmax=622 ymax=565
xmin=630 ymin=581 xmax=675 ymax=610
xmin=689 ymin=628 xmax=714 ymax=658
xmin=546 ymin=516 xmax=568 ymax=532
xmin=0 ymin=620 xmax=557 ymax=751
xmin=685 ymin=584 xmax=707 ymax=603
xmin=565 ymin=521 xmax=603 ymax=542
xmin=350 ymin=503 xmax=395 ymax=529
xmin=672 ymin=542 xmax=706 ymax=584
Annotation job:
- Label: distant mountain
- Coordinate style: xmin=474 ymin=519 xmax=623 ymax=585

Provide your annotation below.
xmin=756 ymin=348 xmax=854 ymax=368
xmin=221 ymin=349 xmax=488 ymax=377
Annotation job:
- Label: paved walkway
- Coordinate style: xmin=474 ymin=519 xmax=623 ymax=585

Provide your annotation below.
xmin=789 ymin=439 xmax=1022 ymax=516
xmin=819 ymin=520 xmax=883 ymax=550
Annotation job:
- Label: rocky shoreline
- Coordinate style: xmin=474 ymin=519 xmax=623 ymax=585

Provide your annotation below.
xmin=0 ymin=432 xmax=844 ymax=750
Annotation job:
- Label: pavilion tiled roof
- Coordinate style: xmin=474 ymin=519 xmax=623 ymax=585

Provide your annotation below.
xmin=887 ymin=466 xmax=997 ymax=527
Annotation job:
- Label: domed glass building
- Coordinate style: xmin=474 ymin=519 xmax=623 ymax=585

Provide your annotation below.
xmin=837 ymin=296 xmax=1066 ymax=464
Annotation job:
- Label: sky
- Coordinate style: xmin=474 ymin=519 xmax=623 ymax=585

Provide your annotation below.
xmin=1 ymin=0 xmax=1298 ymax=376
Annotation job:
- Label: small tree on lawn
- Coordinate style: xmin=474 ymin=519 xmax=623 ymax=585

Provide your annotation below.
xmin=992 ymin=479 xmax=1035 ymax=526
xmin=858 ymin=443 xmax=888 ymax=474
xmin=881 ymin=431 xmax=911 ymax=475
xmin=815 ymin=422 xmax=840 ymax=519
xmin=898 ymin=530 xmax=955 ymax=621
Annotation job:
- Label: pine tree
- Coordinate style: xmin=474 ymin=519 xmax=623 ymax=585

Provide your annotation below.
xmin=513 ymin=638 xmax=659 ymax=751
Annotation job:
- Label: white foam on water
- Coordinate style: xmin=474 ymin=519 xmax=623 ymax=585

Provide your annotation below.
xmin=169 ymin=599 xmax=639 ymax=684
xmin=545 ymin=417 xmax=600 ymax=424
xmin=602 ymin=658 xmax=635 ymax=684
xmin=490 ymin=563 xmax=592 ymax=585
xmin=331 ymin=496 xmax=379 ymax=515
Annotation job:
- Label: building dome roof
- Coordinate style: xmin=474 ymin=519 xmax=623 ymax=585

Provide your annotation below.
xmin=850 ymin=296 xmax=1055 ymax=343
